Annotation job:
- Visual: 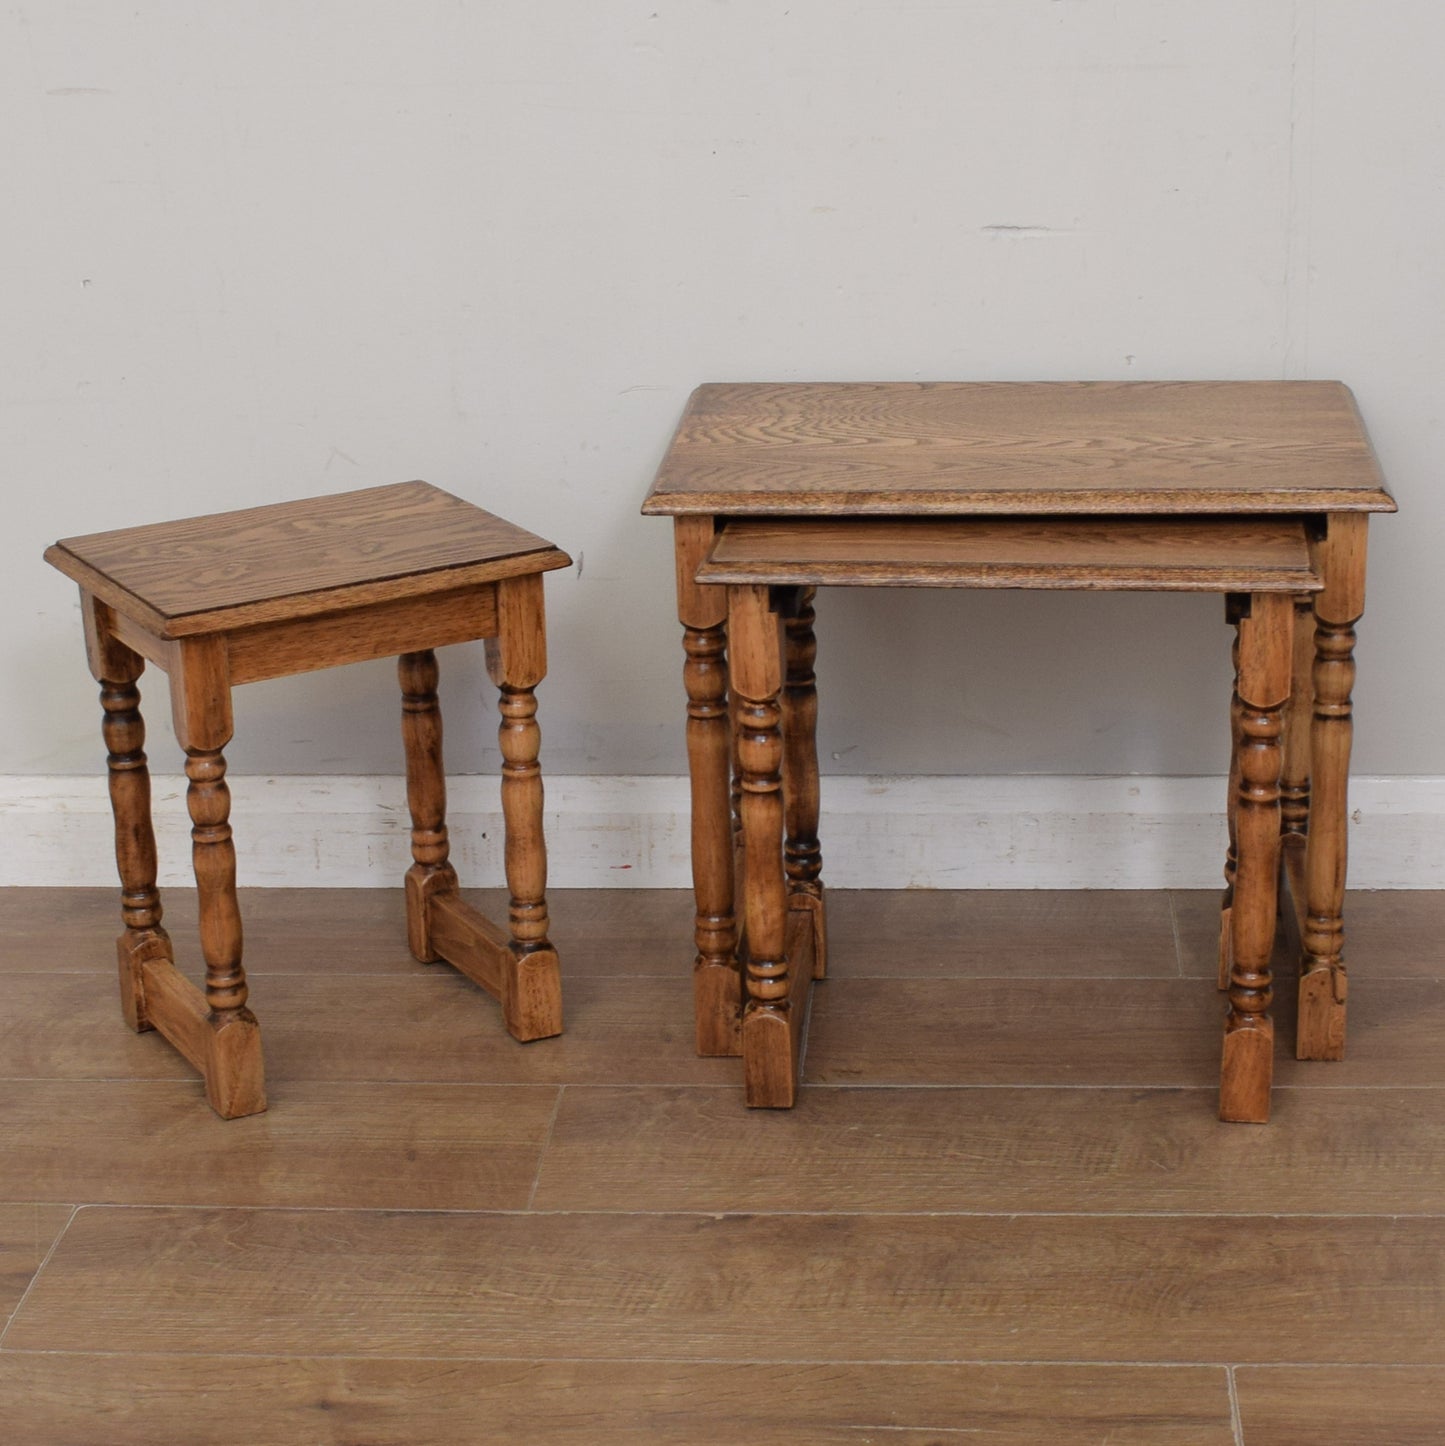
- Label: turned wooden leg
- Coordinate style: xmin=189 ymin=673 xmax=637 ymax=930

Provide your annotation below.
xmin=675 ymin=517 xmax=740 ymax=1056
xmin=1299 ymin=515 xmax=1368 ymax=1060
xmin=731 ymin=680 xmax=745 ymax=951
xmin=1280 ymin=594 xmax=1315 ymax=846
xmin=173 ymin=638 xmax=265 ymax=1119
xmin=782 ymin=586 xmax=827 ymax=980
xmin=1220 ymin=592 xmax=1291 ymax=1124
xmin=83 ymin=597 xmax=174 ymax=1033
xmin=400 ymin=649 xmax=460 ymax=961
xmin=1276 ymin=592 xmax=1316 ymax=949
xmin=1218 ymin=610 xmax=1243 ymax=991
xmin=485 ymin=572 xmax=563 ymax=1041
xmin=732 ymin=583 xmax=808 ymax=1108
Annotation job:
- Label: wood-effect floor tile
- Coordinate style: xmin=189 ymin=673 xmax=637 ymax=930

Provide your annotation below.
xmin=1172 ymin=888 xmax=1445 ymax=980
xmin=532 ymin=1084 xmax=1445 ymax=1215
xmin=0 ymin=887 xmax=414 ymax=975
xmin=0 ymin=887 xmax=700 ymax=978
xmin=0 ymin=1204 xmax=74 ymax=1326
xmin=1235 ymin=1366 xmax=1445 ymax=1445
xmin=825 ymin=889 xmax=1180 ymax=977
xmin=0 ymin=1356 xmax=1237 ymax=1445
xmin=803 ymin=977 xmax=1445 ymax=1086
xmin=10 ymin=1208 xmax=1445 ymax=1364
xmin=0 ymin=973 xmax=733 ymax=1085
xmin=0 ymin=1082 xmax=557 ymax=1210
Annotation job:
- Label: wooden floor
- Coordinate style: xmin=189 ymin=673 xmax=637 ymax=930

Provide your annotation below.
xmin=2 ymin=886 xmax=1444 ymax=1444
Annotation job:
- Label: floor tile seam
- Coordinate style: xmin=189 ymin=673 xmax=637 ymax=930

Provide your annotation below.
xmin=0 ymin=1205 xmax=80 ymax=1350
xmin=8 ymin=1078 xmax=1445 ymax=1093
xmin=21 ymin=1203 xmax=1445 ymax=1221
xmin=0 ymin=1348 xmax=1426 ymax=1370
xmin=1227 ymin=1364 xmax=1245 ymax=1446
xmin=0 ymin=1078 xmax=568 ymax=1090
xmin=1167 ymin=889 xmax=1189 ymax=978
xmin=525 ymin=1087 xmax=567 ymax=1210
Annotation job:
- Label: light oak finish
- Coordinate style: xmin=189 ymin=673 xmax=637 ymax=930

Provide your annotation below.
xmin=44 ymin=483 xmax=569 ymax=1116
xmin=674 ymin=516 xmax=741 ymax=1056
xmin=722 ymin=534 xmax=1303 ymax=1120
xmin=644 ymin=381 xmax=1394 ymax=515
xmin=1297 ymin=512 xmax=1368 ymax=1060
xmin=0 ymin=1357 xmax=1238 ymax=1445
xmin=648 ymin=380 xmax=1393 ymax=1123
xmin=1220 ymin=592 xmax=1292 ymax=1122
xmin=701 ymin=515 xmax=1323 ymax=590
xmin=45 ymin=480 xmax=569 ymax=637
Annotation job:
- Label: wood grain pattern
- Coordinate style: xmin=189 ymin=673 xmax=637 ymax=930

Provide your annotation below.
xmin=0 ymin=887 xmax=1440 ymax=1439
xmin=45 ymin=481 xmax=570 ymax=638
xmin=1236 ymin=1367 xmax=1445 ymax=1446
xmin=0 ymin=886 xmax=1195 ymax=981
xmin=1220 ymin=592 xmax=1292 ymax=1122
xmin=700 ymin=516 xmax=1323 ymax=591
xmin=533 ymin=1084 xmax=1445 ymax=1216
xmin=824 ymin=889 xmax=1181 ymax=976
xmin=1299 ymin=513 xmax=1369 ymax=1060
xmin=227 ymin=585 xmax=499 ymax=685
xmin=0 ymin=1356 xmax=1236 ymax=1445
xmin=12 ymin=1206 xmax=1445 ymax=1363
xmin=644 ymin=381 xmax=1395 ymax=516
xmin=6 ymin=968 xmax=1442 ymax=1089
xmin=803 ymin=977 xmax=1445 ymax=1088
xmin=0 ymin=1082 xmax=557 ymax=1210
xmin=399 ymin=649 xmax=459 ymax=962
xmin=0 ymin=1204 xmax=74 ymax=1326
xmin=730 ymin=583 xmax=799 ymax=1106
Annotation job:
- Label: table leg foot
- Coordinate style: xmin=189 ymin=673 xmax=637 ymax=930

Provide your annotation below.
xmin=203 ymin=1008 xmax=267 ymax=1120
xmin=694 ymin=955 xmax=743 ymax=1056
xmin=1297 ymin=963 xmax=1348 ymax=1060
xmin=116 ymin=929 xmax=170 ymax=1033
xmin=743 ymin=1004 xmax=797 ymax=1108
xmin=792 ymin=886 xmax=828 ymax=980
xmin=1220 ymin=1018 xmax=1274 ymax=1124
xmin=504 ymin=946 xmax=564 ymax=1042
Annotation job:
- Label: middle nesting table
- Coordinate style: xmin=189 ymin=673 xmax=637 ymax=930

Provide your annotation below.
xmin=691 ymin=515 xmax=1322 ymax=1122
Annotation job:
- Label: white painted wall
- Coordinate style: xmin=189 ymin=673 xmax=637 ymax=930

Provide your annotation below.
xmin=4 ymin=3 xmax=1439 ymax=801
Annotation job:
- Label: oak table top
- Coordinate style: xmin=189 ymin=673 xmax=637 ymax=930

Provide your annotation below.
xmin=44 ymin=481 xmax=571 ymax=640
xmin=642 ymin=381 xmax=1396 ymax=517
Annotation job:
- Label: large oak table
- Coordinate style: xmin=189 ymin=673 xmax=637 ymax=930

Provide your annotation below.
xmin=643 ymin=381 xmax=1394 ymax=1121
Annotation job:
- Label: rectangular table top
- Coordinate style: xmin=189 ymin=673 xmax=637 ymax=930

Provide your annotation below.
xmin=45 ymin=481 xmax=571 ymax=639
xmin=643 ymin=381 xmax=1394 ymax=517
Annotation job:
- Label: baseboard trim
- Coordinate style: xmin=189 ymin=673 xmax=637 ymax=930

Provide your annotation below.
xmin=1 ymin=774 xmax=1439 ymax=889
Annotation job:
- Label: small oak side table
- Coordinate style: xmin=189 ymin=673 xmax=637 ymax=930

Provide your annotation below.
xmin=643 ymin=381 xmax=1395 ymax=1122
xmin=45 ymin=481 xmax=570 ymax=1118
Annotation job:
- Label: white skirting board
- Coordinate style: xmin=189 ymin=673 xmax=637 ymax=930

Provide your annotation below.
xmin=1 ymin=774 xmax=1441 ymax=889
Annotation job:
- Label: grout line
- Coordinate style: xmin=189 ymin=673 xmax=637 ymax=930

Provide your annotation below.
xmin=5 ymin=1078 xmax=1445 ymax=1093
xmin=1166 ymin=889 xmax=1188 ymax=978
xmin=0 ymin=1205 xmax=81 ymax=1349
xmin=0 ymin=1347 xmax=1434 ymax=1369
xmin=525 ymin=1087 xmax=566 ymax=1211
xmin=7 ymin=1203 xmax=1444 ymax=1221
xmin=1228 ymin=1363 xmax=1245 ymax=1445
